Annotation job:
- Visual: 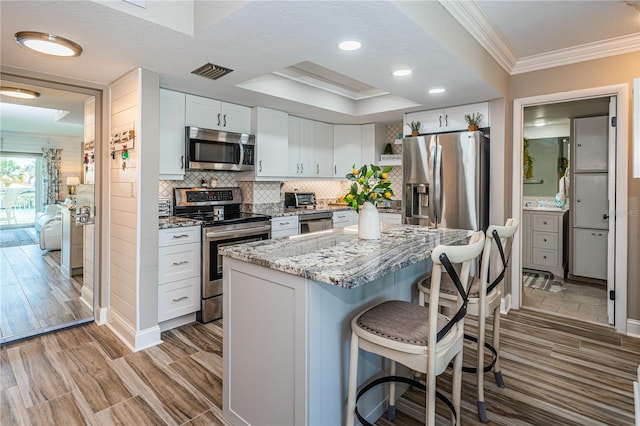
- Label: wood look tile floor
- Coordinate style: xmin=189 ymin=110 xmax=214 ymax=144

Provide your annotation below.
xmin=0 ymin=242 xmax=92 ymax=344
xmin=2 ymin=309 xmax=638 ymax=425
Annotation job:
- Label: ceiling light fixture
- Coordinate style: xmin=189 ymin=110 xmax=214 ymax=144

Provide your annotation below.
xmin=0 ymin=86 xmax=40 ymax=99
xmin=338 ymin=40 xmax=362 ymax=51
xmin=392 ymin=69 xmax=412 ymax=77
xmin=15 ymin=31 xmax=82 ymax=57
xmin=429 ymin=88 xmax=446 ymax=94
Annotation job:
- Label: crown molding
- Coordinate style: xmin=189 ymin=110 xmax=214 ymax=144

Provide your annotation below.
xmin=439 ymin=0 xmax=518 ymax=74
xmin=512 ymin=33 xmax=640 ymax=74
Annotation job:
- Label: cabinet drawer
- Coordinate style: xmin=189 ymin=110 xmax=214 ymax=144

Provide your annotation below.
xmin=380 ymin=213 xmax=402 ymax=224
xmin=532 ymin=248 xmax=558 ymax=267
xmin=532 ymin=215 xmax=558 ymax=232
xmin=159 ymin=226 xmax=200 ymax=247
xmin=271 ymin=216 xmax=299 ymax=231
xmin=158 ymin=277 xmax=200 ymax=322
xmin=159 ymin=243 xmax=200 ymax=284
xmin=532 ymin=232 xmax=558 ymax=250
xmin=333 ymin=210 xmax=354 ymax=228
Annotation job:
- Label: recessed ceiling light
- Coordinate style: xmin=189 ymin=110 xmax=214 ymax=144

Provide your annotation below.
xmin=0 ymin=86 xmax=40 ymax=99
xmin=533 ymin=121 xmax=546 ymax=127
xmin=429 ymin=88 xmax=446 ymax=94
xmin=338 ymin=40 xmax=362 ymax=51
xmin=392 ymin=69 xmax=412 ymax=77
xmin=15 ymin=31 xmax=82 ymax=57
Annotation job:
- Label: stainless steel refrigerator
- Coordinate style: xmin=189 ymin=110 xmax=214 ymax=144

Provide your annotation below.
xmin=402 ymin=131 xmax=489 ymax=231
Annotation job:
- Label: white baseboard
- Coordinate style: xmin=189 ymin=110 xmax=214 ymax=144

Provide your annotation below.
xmin=501 ymin=293 xmax=512 ymax=315
xmin=159 ymin=313 xmax=196 ymax=332
xmin=80 ymin=285 xmax=93 ymax=311
xmin=96 ymin=307 xmax=108 ymax=325
xmin=627 ymin=319 xmax=640 ymax=338
xmin=106 ymin=309 xmax=162 ymax=352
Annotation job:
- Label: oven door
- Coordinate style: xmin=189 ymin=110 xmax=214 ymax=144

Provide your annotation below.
xmin=203 ymin=225 xmax=271 ymax=298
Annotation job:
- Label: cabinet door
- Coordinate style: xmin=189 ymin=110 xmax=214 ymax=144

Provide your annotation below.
xmin=298 ymin=118 xmax=315 ymax=177
xmin=221 ymin=102 xmax=251 ymax=134
xmin=333 ymin=125 xmax=361 ymax=177
xmin=288 ymin=116 xmax=301 ymax=176
xmin=159 ymin=89 xmax=186 ymax=179
xmin=445 ymin=102 xmax=489 ymax=131
xmin=404 ymin=110 xmax=444 ymax=135
xmin=573 ymin=173 xmax=608 ymax=229
xmin=185 ymin=94 xmax=221 ymax=129
xmin=314 ymin=121 xmax=334 ymax=177
xmin=573 ymin=115 xmax=608 ymax=172
xmin=522 ymin=212 xmax=531 ymax=264
xmin=254 ymin=107 xmax=289 ymax=177
xmin=573 ymin=228 xmax=608 ymax=280
xmin=380 ymin=213 xmax=402 ymax=224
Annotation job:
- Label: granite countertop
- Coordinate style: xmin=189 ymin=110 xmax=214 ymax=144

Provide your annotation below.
xmin=522 ymin=205 xmax=569 ymax=212
xmin=159 ymin=217 xmax=202 ymax=229
xmin=219 ymin=225 xmax=472 ymax=289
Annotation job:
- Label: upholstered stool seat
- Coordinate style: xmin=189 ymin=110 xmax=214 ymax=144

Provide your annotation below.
xmin=346 ymin=231 xmax=485 ymax=426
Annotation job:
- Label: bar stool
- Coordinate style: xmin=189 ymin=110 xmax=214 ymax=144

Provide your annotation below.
xmin=346 ymin=231 xmax=485 ymax=426
xmin=416 ymin=218 xmax=518 ymax=423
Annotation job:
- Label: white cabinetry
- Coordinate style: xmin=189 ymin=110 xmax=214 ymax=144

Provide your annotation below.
xmin=159 ymin=89 xmax=186 ymax=180
xmin=252 ymin=107 xmax=289 ymax=178
xmin=522 ymin=210 xmax=568 ymax=279
xmin=185 ymin=94 xmax=251 ymax=134
xmin=380 ymin=212 xmax=402 ymax=224
xmin=404 ymin=102 xmax=489 ymax=136
xmin=332 ymin=210 xmax=355 ymax=228
xmin=333 ymin=123 xmax=384 ymax=177
xmin=289 ymin=117 xmax=335 ymax=178
xmin=271 ymin=216 xmax=300 ymax=239
xmin=158 ymin=226 xmax=201 ymax=324
xmin=572 ymin=229 xmax=608 ymax=280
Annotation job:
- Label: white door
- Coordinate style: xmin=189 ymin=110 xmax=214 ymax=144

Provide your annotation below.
xmin=606 ymin=96 xmax=617 ymax=325
xmin=573 ymin=174 xmax=608 ymax=229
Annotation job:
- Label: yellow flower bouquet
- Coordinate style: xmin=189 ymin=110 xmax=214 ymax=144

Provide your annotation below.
xmin=342 ymin=164 xmax=394 ymax=213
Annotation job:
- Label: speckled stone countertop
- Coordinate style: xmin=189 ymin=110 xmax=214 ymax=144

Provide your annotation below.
xmin=270 ymin=206 xmax=402 ymax=218
xmin=219 ymin=225 xmax=472 ymax=288
xmin=159 ymin=217 xmax=202 ymax=229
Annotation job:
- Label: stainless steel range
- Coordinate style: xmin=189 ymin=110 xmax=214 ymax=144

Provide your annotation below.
xmin=173 ymin=187 xmax=271 ymax=323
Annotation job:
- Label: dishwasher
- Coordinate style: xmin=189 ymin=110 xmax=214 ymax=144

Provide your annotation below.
xmin=298 ymin=211 xmax=333 ymax=234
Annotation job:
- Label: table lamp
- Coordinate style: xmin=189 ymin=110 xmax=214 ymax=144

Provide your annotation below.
xmin=66 ymin=176 xmax=80 ymax=195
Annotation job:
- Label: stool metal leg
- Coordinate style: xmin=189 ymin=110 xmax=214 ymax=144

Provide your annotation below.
xmin=346 ymin=331 xmax=359 ymax=426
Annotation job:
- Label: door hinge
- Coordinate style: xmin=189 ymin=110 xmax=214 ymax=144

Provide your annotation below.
xmin=609 ymin=290 xmax=615 ymax=301
xmin=611 ymin=117 xmax=617 ymax=127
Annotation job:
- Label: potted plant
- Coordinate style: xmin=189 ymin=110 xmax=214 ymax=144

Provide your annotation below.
xmin=523 ymin=137 xmax=535 ymax=179
xmin=408 ymin=121 xmax=421 ymax=136
xmin=465 ymin=112 xmax=483 ymax=131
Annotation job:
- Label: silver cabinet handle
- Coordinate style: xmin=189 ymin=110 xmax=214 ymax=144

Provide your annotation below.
xmin=317 ymin=164 xmax=319 ymax=174
xmin=259 ymin=160 xmax=262 ymax=172
xmin=172 ymin=234 xmax=189 ymax=239
xmin=543 ymin=221 xmax=547 ymax=225
xmin=445 ymin=114 xmax=448 ymax=127
xmin=592 ymin=232 xmax=603 ymax=236
xmin=543 ymin=238 xmax=547 ymax=242
xmin=438 ymin=115 xmax=442 ymax=127
xmin=301 ymin=163 xmax=304 ymax=174
xmin=180 ymin=155 xmax=184 ymax=170
xmin=334 ymin=165 xmax=337 ymax=175
xmin=577 ymin=199 xmax=581 ymax=203
xmin=217 ymin=113 xmax=221 ymax=127
xmin=172 ymin=260 xmax=189 ymax=266
xmin=172 ymin=296 xmax=188 ymax=302
xmin=223 ymin=114 xmax=227 ymax=127
xmin=279 ymin=222 xmax=290 ymax=226
xmin=296 ymin=163 xmax=299 ymax=174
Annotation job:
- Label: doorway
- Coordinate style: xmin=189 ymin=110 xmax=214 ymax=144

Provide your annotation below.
xmin=521 ymin=98 xmax=610 ymax=325
xmin=511 ymin=84 xmax=630 ymax=334
xmin=0 ymin=75 xmax=101 ymax=344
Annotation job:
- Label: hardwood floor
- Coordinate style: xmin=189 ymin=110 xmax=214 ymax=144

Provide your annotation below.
xmin=2 ymin=309 xmax=638 ymax=425
xmin=0 ymin=242 xmax=92 ymax=344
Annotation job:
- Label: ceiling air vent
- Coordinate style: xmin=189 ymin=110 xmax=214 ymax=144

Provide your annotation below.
xmin=191 ymin=63 xmax=234 ymax=80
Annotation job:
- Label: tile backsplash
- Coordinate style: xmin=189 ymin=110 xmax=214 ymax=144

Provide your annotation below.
xmin=159 ymin=123 xmax=404 ymax=213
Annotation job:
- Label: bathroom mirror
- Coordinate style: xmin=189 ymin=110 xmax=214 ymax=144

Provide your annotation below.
xmin=523 ymin=136 xmax=569 ymax=197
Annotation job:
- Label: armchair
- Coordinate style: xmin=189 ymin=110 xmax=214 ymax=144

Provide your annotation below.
xmin=35 ymin=205 xmax=62 ymax=250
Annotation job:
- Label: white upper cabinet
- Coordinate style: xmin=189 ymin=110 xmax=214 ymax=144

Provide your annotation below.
xmin=333 ymin=125 xmax=362 ymax=177
xmin=252 ymin=107 xmax=289 ymax=177
xmin=404 ymin=102 xmax=489 ymax=135
xmin=314 ymin=121 xmax=334 ymax=178
xmin=289 ymin=117 xmax=334 ymax=178
xmin=159 ymin=89 xmax=186 ymax=180
xmin=573 ymin=115 xmax=608 ymax=172
xmin=185 ymin=94 xmax=251 ymax=134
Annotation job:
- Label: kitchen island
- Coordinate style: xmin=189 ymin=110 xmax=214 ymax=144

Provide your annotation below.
xmin=220 ymin=225 xmax=472 ymax=425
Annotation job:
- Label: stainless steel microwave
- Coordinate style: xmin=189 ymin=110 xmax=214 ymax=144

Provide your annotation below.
xmin=185 ymin=126 xmax=255 ymax=171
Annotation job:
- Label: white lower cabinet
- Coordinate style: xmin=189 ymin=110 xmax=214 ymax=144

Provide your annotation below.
xmin=158 ymin=226 xmax=201 ymax=323
xmin=522 ymin=209 xmax=568 ymax=278
xmin=271 ymin=216 xmax=299 ymax=239
xmin=332 ymin=210 xmax=355 ymax=228
xmin=380 ymin=212 xmax=402 ymax=224
xmin=572 ymin=228 xmax=608 ymax=280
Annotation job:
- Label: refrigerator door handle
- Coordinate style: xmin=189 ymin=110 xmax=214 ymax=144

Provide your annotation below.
xmin=428 ymin=140 xmax=437 ymax=223
xmin=433 ymin=143 xmax=443 ymax=225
